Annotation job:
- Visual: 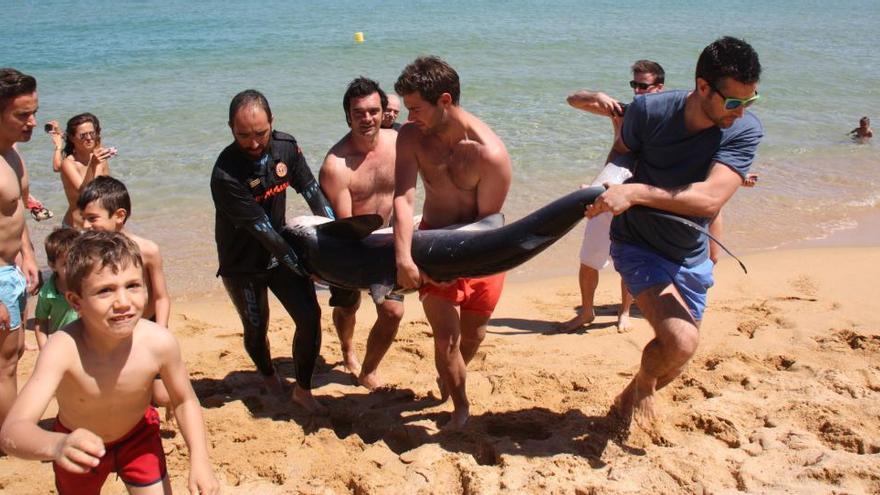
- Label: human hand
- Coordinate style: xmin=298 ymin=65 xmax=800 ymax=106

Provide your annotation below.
xmin=585 ymin=183 xmax=633 ymax=218
xmin=53 ymin=428 xmax=105 ymax=474
xmin=46 ymin=120 xmax=63 ymax=146
xmin=597 ymin=93 xmax=624 ymax=117
xmin=0 ymin=302 xmax=10 ymax=332
xmin=91 ymin=147 xmax=116 ymax=164
xmin=21 ymin=256 xmax=40 ymax=295
xmin=743 ymin=173 xmax=758 ymax=187
xmin=396 ymin=258 xmax=422 ymax=290
xmin=188 ymin=459 xmax=220 ymax=495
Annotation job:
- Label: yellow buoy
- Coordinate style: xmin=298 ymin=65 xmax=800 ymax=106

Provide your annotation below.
xmin=354 ymin=32 xmax=364 ymax=44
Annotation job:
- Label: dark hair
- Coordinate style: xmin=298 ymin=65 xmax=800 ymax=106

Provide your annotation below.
xmin=860 ymin=116 xmax=870 ymax=125
xmin=0 ymin=68 xmax=37 ymax=111
xmin=65 ymin=230 xmax=143 ymax=295
xmin=45 ymin=228 xmax=81 ymax=265
xmin=631 ymin=60 xmax=665 ymax=85
xmin=63 ymin=112 xmax=102 ymax=156
xmin=342 ymin=77 xmax=388 ymax=126
xmin=696 ymin=36 xmax=761 ymax=88
xmin=77 ymin=176 xmax=132 ymax=223
xmin=229 ymin=89 xmax=272 ymax=124
xmin=395 ymin=56 xmax=460 ymax=105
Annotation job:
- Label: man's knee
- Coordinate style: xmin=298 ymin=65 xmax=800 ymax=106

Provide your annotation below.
xmin=376 ymin=301 xmax=404 ymax=323
xmin=333 ymin=303 xmax=358 ymax=321
xmin=663 ymin=324 xmax=700 ymax=363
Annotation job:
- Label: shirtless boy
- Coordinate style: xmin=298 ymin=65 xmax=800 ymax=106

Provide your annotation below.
xmin=0 ymin=231 xmax=218 ymax=494
xmin=78 ymin=176 xmax=170 ymax=327
xmin=320 ymin=77 xmax=403 ymax=389
xmin=0 ymin=68 xmax=40 ymax=429
xmin=393 ymin=56 xmax=512 ymax=429
xmin=78 ymin=176 xmax=173 ymax=406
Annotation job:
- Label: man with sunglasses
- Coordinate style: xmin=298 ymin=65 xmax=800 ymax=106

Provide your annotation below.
xmin=586 ymin=37 xmax=763 ymax=433
xmin=561 ymin=60 xmax=665 ymax=333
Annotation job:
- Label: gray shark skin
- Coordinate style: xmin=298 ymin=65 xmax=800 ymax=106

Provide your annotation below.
xmin=280 ymin=186 xmax=605 ymax=303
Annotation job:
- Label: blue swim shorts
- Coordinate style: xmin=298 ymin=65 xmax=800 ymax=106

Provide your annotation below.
xmin=0 ymin=265 xmax=27 ymax=331
xmin=610 ymin=242 xmax=714 ymax=321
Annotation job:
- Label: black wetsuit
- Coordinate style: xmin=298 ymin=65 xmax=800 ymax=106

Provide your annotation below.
xmin=210 ymin=130 xmax=334 ymax=389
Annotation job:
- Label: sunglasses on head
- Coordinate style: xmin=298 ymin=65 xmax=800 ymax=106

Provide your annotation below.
xmin=629 ymin=80 xmax=655 ymax=91
xmin=709 ymin=82 xmax=760 ymax=110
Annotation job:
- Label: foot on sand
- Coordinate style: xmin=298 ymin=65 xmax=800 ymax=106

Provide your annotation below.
xmin=617 ymin=313 xmax=633 ymax=333
xmin=292 ymin=385 xmax=328 ymax=416
xmin=262 ymin=373 xmax=286 ymax=395
xmin=342 ymin=353 xmax=362 ymax=377
xmin=612 ymin=375 xmax=659 ymax=436
xmin=555 ymin=310 xmax=596 ymax=333
xmin=358 ymin=371 xmax=384 ymax=391
xmin=441 ymin=406 xmax=470 ymax=431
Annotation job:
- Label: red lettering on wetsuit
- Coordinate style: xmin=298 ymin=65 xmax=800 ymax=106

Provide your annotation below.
xmin=255 ymin=181 xmax=289 ymax=202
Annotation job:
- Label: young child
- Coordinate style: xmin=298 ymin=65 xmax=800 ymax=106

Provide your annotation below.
xmin=77 ymin=176 xmax=170 ymax=327
xmin=849 ymin=116 xmax=874 ymax=139
xmin=33 ymin=228 xmax=80 ymax=349
xmin=0 ymin=231 xmax=218 ymax=494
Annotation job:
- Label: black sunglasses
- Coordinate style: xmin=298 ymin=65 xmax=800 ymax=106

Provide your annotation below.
xmin=629 ymin=80 xmax=655 ymax=91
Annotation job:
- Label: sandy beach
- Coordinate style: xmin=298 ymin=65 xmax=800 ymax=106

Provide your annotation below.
xmin=2 ymin=237 xmax=879 ymax=494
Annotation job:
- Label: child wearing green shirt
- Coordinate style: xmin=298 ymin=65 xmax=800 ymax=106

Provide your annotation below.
xmin=34 ymin=228 xmax=81 ymax=349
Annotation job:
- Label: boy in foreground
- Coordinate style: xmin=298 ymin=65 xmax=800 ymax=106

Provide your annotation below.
xmin=0 ymin=231 xmax=218 ymax=494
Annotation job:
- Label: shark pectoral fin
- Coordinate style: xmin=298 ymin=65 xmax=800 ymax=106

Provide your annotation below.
xmin=369 ymin=283 xmax=394 ymax=305
xmin=315 ymin=214 xmax=385 ymax=240
xmin=519 ymin=235 xmax=554 ymax=250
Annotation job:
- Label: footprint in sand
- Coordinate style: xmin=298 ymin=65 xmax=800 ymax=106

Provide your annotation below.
xmin=789 ymin=274 xmax=818 ymax=297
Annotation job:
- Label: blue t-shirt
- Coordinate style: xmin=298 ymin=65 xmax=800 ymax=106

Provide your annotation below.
xmin=610 ymin=90 xmax=763 ymax=266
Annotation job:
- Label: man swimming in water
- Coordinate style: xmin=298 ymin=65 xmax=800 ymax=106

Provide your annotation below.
xmin=320 ymin=77 xmax=403 ymax=390
xmin=393 ymin=56 xmax=512 ymax=429
xmin=211 ymin=89 xmax=335 ymax=414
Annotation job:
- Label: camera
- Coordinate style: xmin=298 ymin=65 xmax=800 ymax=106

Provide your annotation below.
xmin=44 ymin=123 xmax=55 ymax=133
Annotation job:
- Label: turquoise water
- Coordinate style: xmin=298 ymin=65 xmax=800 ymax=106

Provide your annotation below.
xmin=6 ymin=0 xmax=879 ymax=295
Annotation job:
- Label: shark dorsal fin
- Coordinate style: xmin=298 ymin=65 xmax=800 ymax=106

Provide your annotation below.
xmin=315 ymin=214 xmax=384 ymax=240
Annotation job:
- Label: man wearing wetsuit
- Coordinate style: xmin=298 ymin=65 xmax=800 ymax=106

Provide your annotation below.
xmin=211 ymin=89 xmax=334 ymax=414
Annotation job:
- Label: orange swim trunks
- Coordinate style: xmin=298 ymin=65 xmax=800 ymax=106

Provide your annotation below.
xmin=419 ymin=273 xmax=506 ymax=316
xmin=417 ymin=219 xmax=506 ymax=315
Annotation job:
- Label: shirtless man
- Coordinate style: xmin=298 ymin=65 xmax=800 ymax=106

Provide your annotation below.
xmin=0 ymin=68 xmax=41 ymax=428
xmin=393 ymin=56 xmax=512 ymax=429
xmin=382 ymin=94 xmax=402 ymax=130
xmin=320 ymin=77 xmax=403 ymax=389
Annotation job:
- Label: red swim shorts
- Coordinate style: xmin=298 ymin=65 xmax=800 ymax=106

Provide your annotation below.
xmin=416 ymin=219 xmax=506 ymax=315
xmin=419 ymin=273 xmax=506 ymax=316
xmin=53 ymin=407 xmax=167 ymax=494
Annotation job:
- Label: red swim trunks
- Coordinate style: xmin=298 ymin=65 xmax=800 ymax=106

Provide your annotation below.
xmin=417 ymin=220 xmax=506 ymax=315
xmin=52 ymin=407 xmax=167 ymax=494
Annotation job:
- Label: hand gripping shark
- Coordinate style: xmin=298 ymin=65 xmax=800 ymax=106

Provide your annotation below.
xmin=280 ymin=186 xmax=606 ymax=304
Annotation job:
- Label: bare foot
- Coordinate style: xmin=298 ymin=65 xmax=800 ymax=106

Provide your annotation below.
xmin=262 ymin=373 xmax=286 ymax=395
xmin=342 ymin=352 xmax=362 ymax=377
xmin=292 ymin=385 xmax=328 ymax=416
xmin=358 ymin=371 xmax=384 ymax=391
xmin=555 ymin=310 xmax=595 ymax=333
xmin=617 ymin=313 xmax=633 ymax=333
xmin=441 ymin=406 xmax=470 ymax=431
xmin=613 ymin=375 xmax=658 ymax=432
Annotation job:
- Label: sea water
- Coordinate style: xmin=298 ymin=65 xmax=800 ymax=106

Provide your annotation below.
xmin=5 ymin=0 xmax=878 ymax=295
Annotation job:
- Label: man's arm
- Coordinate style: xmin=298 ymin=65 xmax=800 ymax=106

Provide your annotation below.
xmin=567 ymin=90 xmax=624 ymax=118
xmin=16 ymin=154 xmax=38 ymax=293
xmin=392 ymin=127 xmax=421 ymax=289
xmin=0 ymin=336 xmax=105 ymax=472
xmin=587 ymin=161 xmax=745 ymax=219
xmin=155 ymin=326 xmax=219 ymax=495
xmin=318 ymin=153 xmax=353 ymax=219
xmin=475 ymin=146 xmax=512 ymax=219
xmin=211 ymin=171 xmax=307 ymax=276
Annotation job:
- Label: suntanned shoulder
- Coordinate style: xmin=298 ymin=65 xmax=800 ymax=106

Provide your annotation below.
xmin=125 ymin=232 xmax=161 ymax=263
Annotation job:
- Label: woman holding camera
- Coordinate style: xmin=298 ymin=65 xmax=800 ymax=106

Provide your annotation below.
xmin=45 ymin=113 xmax=115 ymax=228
